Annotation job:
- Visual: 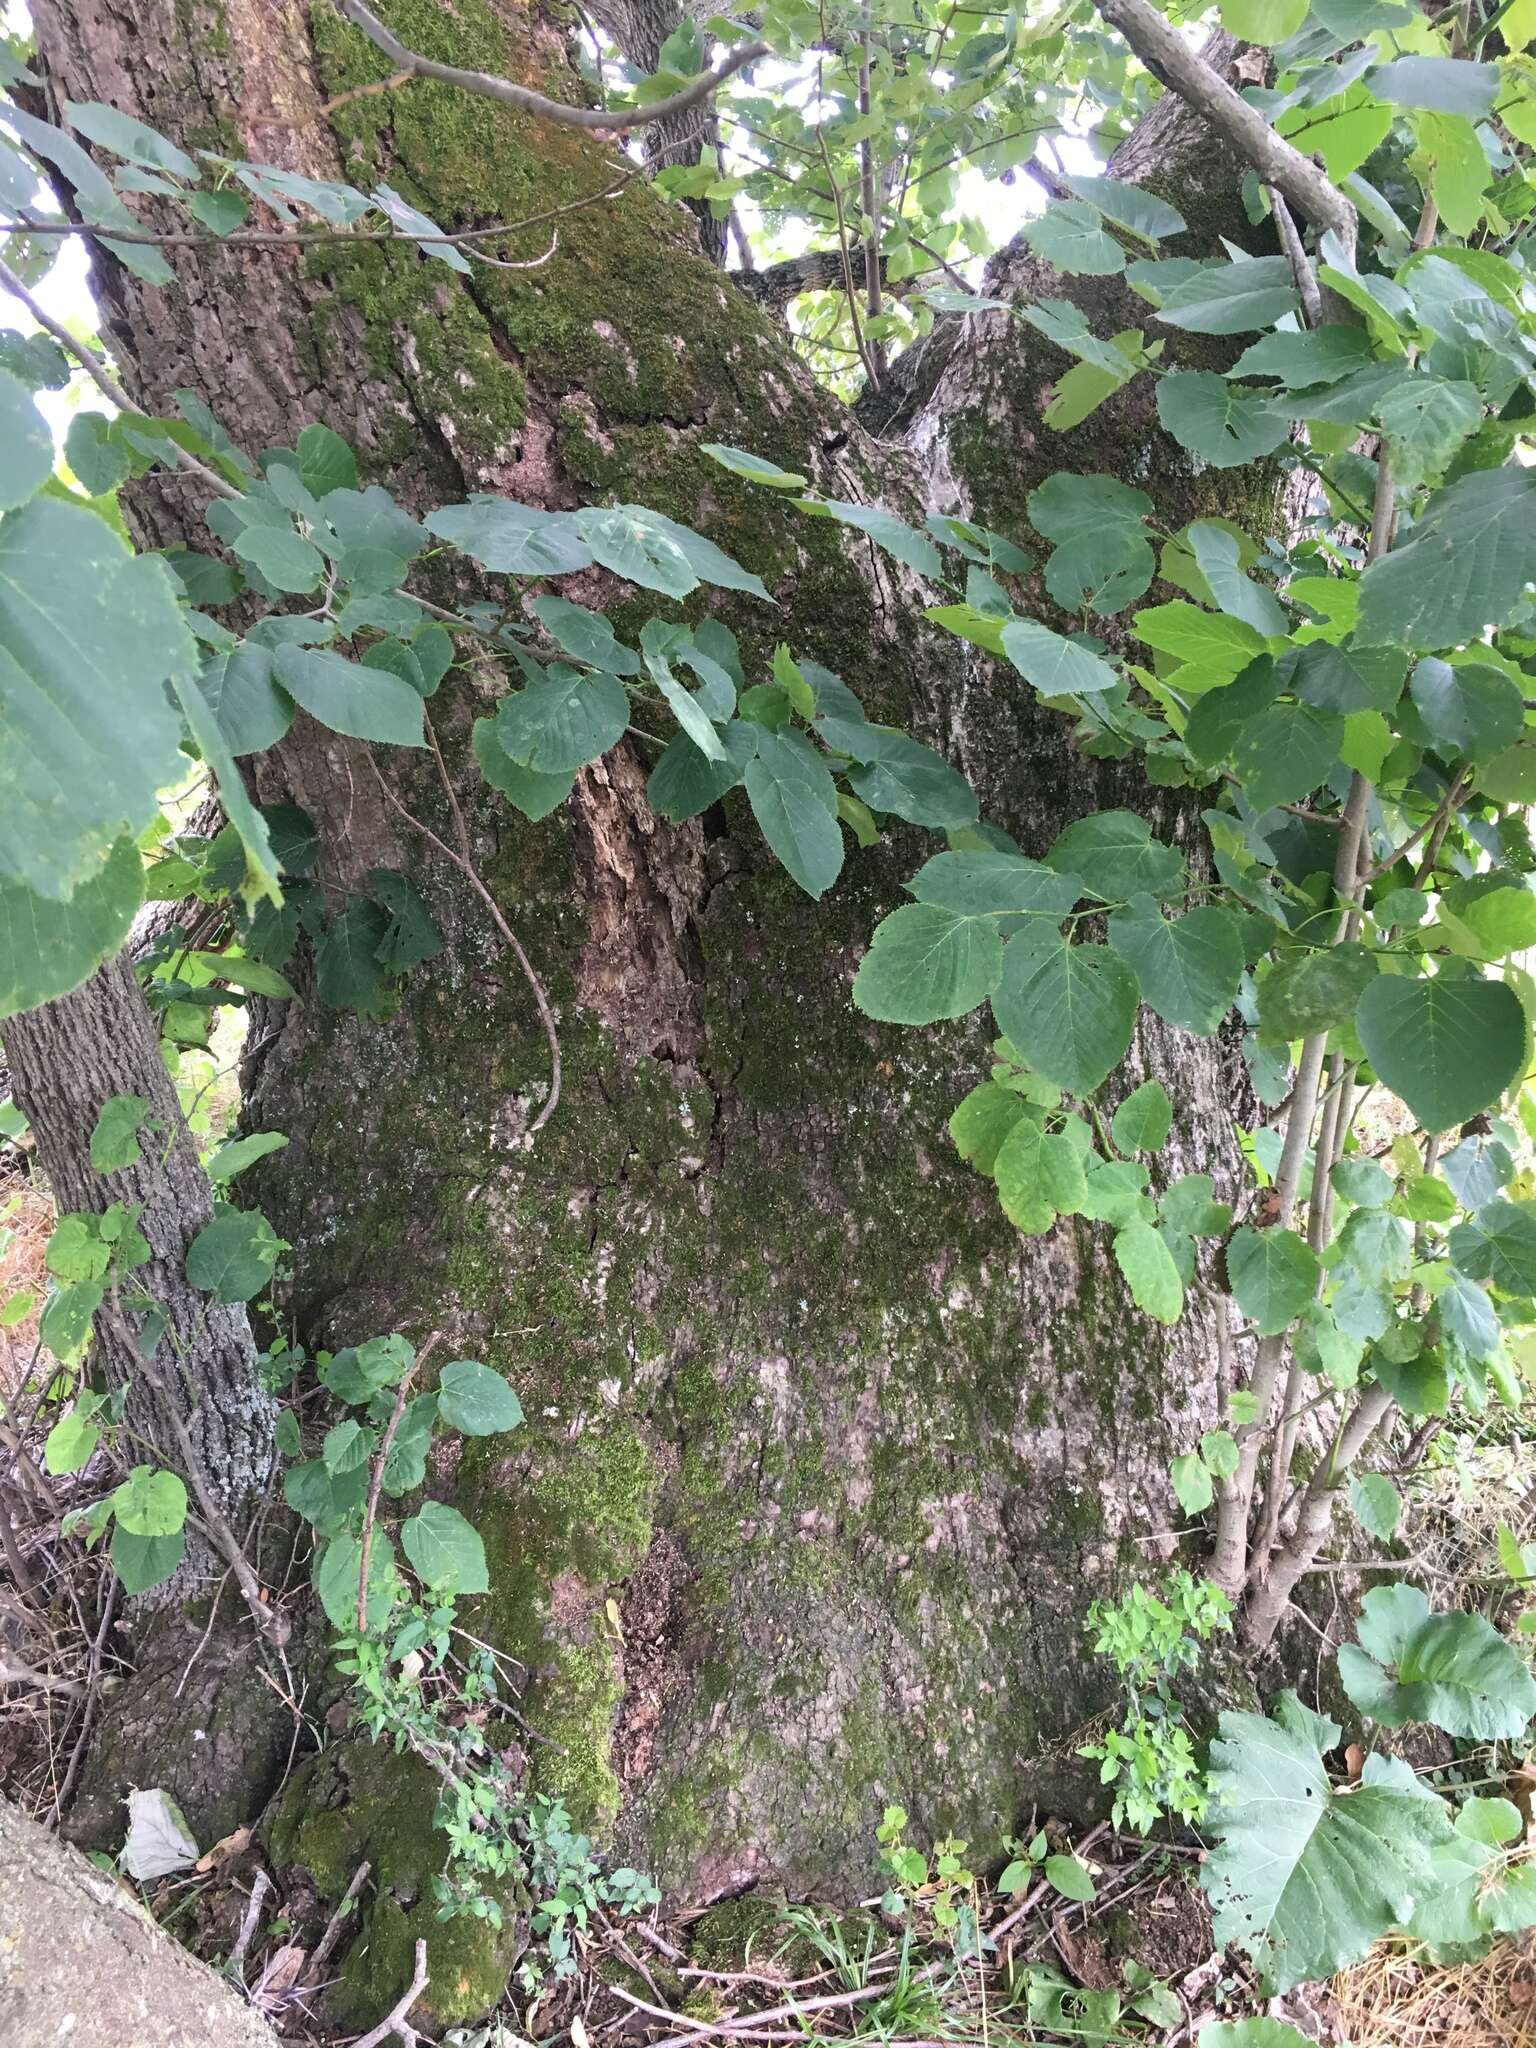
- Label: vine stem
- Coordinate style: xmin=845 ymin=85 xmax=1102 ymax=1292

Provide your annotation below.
xmin=356 ymin=1332 xmax=441 ymax=1634
xmin=369 ymin=728 xmax=563 ymax=1137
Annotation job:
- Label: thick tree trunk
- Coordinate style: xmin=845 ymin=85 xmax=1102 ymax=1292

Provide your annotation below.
xmin=31 ymin=0 xmax=1281 ymax=2015
xmin=0 ymin=1794 xmax=280 ymax=2048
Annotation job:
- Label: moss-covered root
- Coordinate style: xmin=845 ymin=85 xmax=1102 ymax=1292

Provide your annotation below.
xmin=264 ymin=1739 xmax=524 ymax=2030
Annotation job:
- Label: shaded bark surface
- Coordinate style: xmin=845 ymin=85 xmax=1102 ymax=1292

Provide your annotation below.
xmin=0 ymin=1793 xmax=280 ymax=2048
xmin=30 ymin=0 xmax=1282 ymax=1988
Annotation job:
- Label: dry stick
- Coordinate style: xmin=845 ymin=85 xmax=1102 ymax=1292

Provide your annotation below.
xmin=370 ymin=736 xmax=562 ymax=1136
xmin=1096 ymin=0 xmax=1357 ymax=254
xmin=349 ymin=1936 xmax=429 ymax=2048
xmin=0 ymin=174 xmax=635 ymax=254
xmin=356 ymin=1332 xmax=441 ymax=1633
xmin=307 ymin=1860 xmax=373 ymax=1983
xmin=53 ymin=1573 xmax=118 ymax=1820
xmin=0 ymin=256 xmax=242 ymax=501
xmin=337 ymin=0 xmax=769 ymax=135
xmin=229 ymin=1867 xmax=272 ymax=1976
xmin=1267 ymin=187 xmax=1323 ymax=327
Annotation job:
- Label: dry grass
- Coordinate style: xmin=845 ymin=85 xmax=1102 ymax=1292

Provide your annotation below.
xmin=0 ymin=1148 xmax=54 ymax=1387
xmin=1333 ymin=1936 xmax=1536 ymax=2048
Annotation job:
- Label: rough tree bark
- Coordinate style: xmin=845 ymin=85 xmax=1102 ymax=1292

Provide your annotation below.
xmin=0 ymin=1793 xmax=281 ymax=2048
xmin=0 ymin=960 xmax=295 ymax=1847
xmin=27 ymin=0 xmax=1282 ymax=2023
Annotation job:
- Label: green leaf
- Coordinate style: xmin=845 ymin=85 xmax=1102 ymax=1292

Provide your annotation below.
xmin=90 ymin=1094 xmax=151 ymax=1174
xmin=0 ymin=497 xmax=189 ymax=900
xmin=1001 ymin=619 xmax=1120 ymax=699
xmin=1045 ymin=811 xmax=1184 ymax=902
xmin=1060 ymin=174 xmax=1185 ymax=243
xmin=530 ymin=596 xmax=639 ymax=676
xmin=1108 ymin=901 xmax=1244 ymax=1035
xmin=1171 ymin=1452 xmax=1214 ymax=1515
xmin=1227 ymin=1227 xmax=1319 ymax=1336
xmin=700 ymin=444 xmax=808 ymax=490
xmin=272 ymin=644 xmax=426 ymax=748
xmin=0 ymin=839 xmax=144 ymax=1021
xmin=1230 ymin=328 xmax=1377 ymax=388
xmin=1157 ymin=371 xmax=1287 ymax=467
xmin=170 ymin=669 xmax=282 ymax=910
xmin=1409 ymin=658 xmax=1523 ymax=759
xmin=1337 ymin=1583 xmax=1536 ymax=1738
xmin=494 ymin=667 xmax=629 ymax=775
xmin=368 ymin=869 xmax=441 ymax=973
xmin=578 ymin=503 xmax=768 ymax=600
xmin=44 ymin=1410 xmax=100 ymax=1476
xmin=745 ymin=732 xmax=843 ymax=899
xmin=112 ymin=1523 xmax=186 ymax=1594
xmin=853 ymin=904 xmax=1003 ymax=1024
xmin=1111 ymin=1080 xmax=1172 ymax=1154
xmin=1350 ymin=1472 xmax=1402 ymax=1541
xmin=1332 ymin=1155 xmax=1394 ymax=1208
xmin=229 ymin=521 xmax=325 ymax=593
xmin=184 ymin=1208 xmax=281 ymax=1302
xmin=39 ymin=1280 xmax=103 ymax=1362
xmin=1022 ymin=201 xmax=1124 ymax=276
xmin=992 ymin=930 xmax=1139 ymax=1098
xmin=315 ymin=899 xmax=390 ymax=1014
xmin=1357 ymin=975 xmax=1525 ymax=1132
xmin=646 ymin=723 xmax=756 ymax=822
xmin=1161 ymin=1174 xmax=1232 ymax=1237
xmin=472 ymin=716 xmax=576 ymax=821
xmin=1219 ymin=0 xmax=1308 ymax=41
xmin=1375 ymin=377 xmax=1481 ymax=483
xmin=436 ymin=1358 xmax=524 ymax=1436
xmin=197 ymin=644 xmax=294 ymax=757
xmin=112 ymin=1464 xmax=188 ymax=1537
xmin=994 ymin=1119 xmax=1087 ymax=1234
xmin=1133 ymin=601 xmax=1269 ymax=674
xmin=1449 ymin=1198 xmax=1536 ymax=1296
xmin=1356 ymin=468 xmax=1536 ymax=652
xmin=1114 ymin=1219 xmax=1184 ymax=1324
xmin=1202 ymin=1428 xmax=1239 ymax=1479
xmin=1189 ymin=523 xmax=1289 ymax=638
xmin=295 ymin=422 xmax=358 ymax=497
xmin=1204 ymin=1707 xmax=1453 ymax=1992
xmin=1257 ymin=944 xmax=1378 ymax=1043
xmin=0 ymin=368 xmax=52 ymax=511
xmin=1232 ymin=703 xmax=1344 ymax=813
xmin=908 ymin=852 xmax=1081 ymax=919
xmin=1157 ymin=257 xmax=1300 ymax=334
xmin=1044 ymin=1853 xmax=1096 ymax=1903
xmin=322 ymin=1418 xmax=372 ymax=1474
xmin=1197 ymin=2023 xmax=1316 ymax=2048
xmin=314 ymin=1529 xmax=400 ymax=1633
xmin=64 ymin=98 xmax=196 ymax=177
xmin=401 ymin=1500 xmax=489 ymax=1595
xmin=816 ymin=500 xmax=943 ymax=579
xmin=949 ymin=1083 xmax=1028 ymax=1174
xmin=1370 ymin=55 xmax=1499 ymax=117
xmin=1285 ymin=642 xmax=1404 ymax=717
xmin=424 ymin=498 xmax=594 ymax=577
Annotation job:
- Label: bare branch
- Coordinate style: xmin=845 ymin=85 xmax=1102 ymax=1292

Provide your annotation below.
xmin=0 ymin=256 xmax=243 ymax=500
xmin=349 ymin=1937 xmax=430 ymax=2048
xmin=336 ymin=0 xmax=768 ymax=136
xmin=1096 ymin=0 xmax=1356 ymax=254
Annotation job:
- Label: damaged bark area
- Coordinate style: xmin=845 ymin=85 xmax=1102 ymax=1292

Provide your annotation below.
xmin=29 ymin=0 xmax=1289 ymax=2009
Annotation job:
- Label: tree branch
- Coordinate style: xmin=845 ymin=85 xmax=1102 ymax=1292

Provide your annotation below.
xmin=1096 ymin=0 xmax=1356 ymax=254
xmin=336 ymin=0 xmax=767 ymax=135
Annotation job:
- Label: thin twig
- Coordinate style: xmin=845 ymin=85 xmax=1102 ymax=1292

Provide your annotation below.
xmin=0 ymin=257 xmax=241 ymax=499
xmin=1268 ymin=187 xmax=1322 ymax=326
xmin=369 ymin=737 xmax=562 ymax=1136
xmin=337 ymin=0 xmax=768 ymax=135
xmin=0 ymin=174 xmax=633 ymax=255
xmin=307 ymin=1861 xmax=373 ymax=1982
xmin=357 ymin=1333 xmax=441 ymax=1633
xmin=54 ymin=1575 xmax=118 ymax=1821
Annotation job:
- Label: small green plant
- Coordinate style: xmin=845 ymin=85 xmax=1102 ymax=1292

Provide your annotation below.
xmin=1079 ymin=1570 xmax=1232 ymax=1835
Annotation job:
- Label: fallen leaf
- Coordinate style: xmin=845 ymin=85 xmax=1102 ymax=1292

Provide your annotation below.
xmin=121 ymin=1787 xmax=199 ymax=1881
xmin=195 ymin=1824 xmax=252 ymax=1872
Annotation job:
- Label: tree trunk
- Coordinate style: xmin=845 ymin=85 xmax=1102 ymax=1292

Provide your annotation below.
xmin=1 ymin=955 xmax=274 ymax=1521
xmin=34 ymin=0 xmax=1278 ymax=1971
xmin=0 ymin=1794 xmax=280 ymax=2048
xmin=0 ymin=960 xmax=297 ymax=1850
